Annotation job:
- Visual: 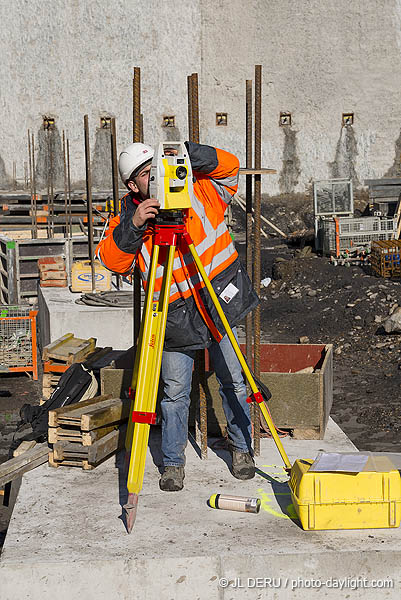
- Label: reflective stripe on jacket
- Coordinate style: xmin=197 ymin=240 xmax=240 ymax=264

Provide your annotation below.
xmin=96 ymin=142 xmax=259 ymax=350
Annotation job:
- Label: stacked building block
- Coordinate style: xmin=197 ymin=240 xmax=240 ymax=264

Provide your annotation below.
xmin=38 ymin=256 xmax=67 ymax=287
xmin=48 ymin=395 xmax=129 ymax=469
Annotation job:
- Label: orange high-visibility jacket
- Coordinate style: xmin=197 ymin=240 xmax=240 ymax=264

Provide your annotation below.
xmin=96 ymin=142 xmax=258 ymax=351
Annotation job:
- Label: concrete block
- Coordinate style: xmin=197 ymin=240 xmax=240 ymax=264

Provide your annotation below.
xmin=37 ymin=287 xmax=134 ymax=350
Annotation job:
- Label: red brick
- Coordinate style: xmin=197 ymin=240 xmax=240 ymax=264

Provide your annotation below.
xmin=40 ymin=279 xmax=68 ymax=288
xmin=40 ymin=270 xmax=67 ymax=281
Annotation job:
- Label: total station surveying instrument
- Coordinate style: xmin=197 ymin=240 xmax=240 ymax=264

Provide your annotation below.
xmin=123 ymin=141 xmax=292 ymax=533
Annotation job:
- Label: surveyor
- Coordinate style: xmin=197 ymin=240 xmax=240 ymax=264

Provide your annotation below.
xmin=96 ymin=141 xmax=259 ymax=491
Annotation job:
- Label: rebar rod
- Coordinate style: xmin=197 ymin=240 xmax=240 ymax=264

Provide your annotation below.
xmin=84 ymin=115 xmax=96 ymax=293
xmin=187 ymin=75 xmax=193 ymax=142
xmin=245 ymin=78 xmax=258 ymax=449
xmin=28 ymin=130 xmax=35 ymax=239
xmin=111 ymin=117 xmax=121 ymax=290
xmin=245 ymin=79 xmax=253 ymax=365
xmin=62 ymin=131 xmax=68 ymax=238
xmin=49 ymin=129 xmax=55 ymax=237
xmin=31 ymin=132 xmax=38 ymax=239
xmin=110 ymin=117 xmax=119 ymax=218
xmin=253 ymin=65 xmax=262 ymax=456
xmin=133 ymin=67 xmax=142 ymax=344
xmin=66 ymin=137 xmax=72 ymax=238
xmin=191 ymin=73 xmax=200 ymax=144
xmin=46 ymin=130 xmax=51 ymax=238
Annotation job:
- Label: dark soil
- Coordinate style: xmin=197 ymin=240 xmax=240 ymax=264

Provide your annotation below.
xmin=0 ymin=373 xmax=41 ymax=548
xmin=232 ymin=195 xmax=401 ymax=453
xmin=260 ymin=251 xmax=401 ymax=451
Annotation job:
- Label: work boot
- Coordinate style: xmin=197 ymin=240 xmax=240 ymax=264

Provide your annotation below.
xmin=159 ymin=466 xmax=185 ymax=491
xmin=231 ymin=450 xmax=255 ymax=480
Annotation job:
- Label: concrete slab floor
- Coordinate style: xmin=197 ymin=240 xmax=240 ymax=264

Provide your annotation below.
xmin=0 ymin=419 xmax=400 ymax=599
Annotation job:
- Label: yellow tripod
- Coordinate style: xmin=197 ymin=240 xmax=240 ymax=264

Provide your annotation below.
xmin=123 ymin=210 xmax=292 ymax=533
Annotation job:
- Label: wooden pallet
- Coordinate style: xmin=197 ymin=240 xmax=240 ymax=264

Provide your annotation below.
xmin=42 ymin=333 xmax=97 ymax=364
xmin=48 ymin=452 xmax=94 ymax=470
xmin=42 ymin=372 xmax=62 ymax=400
xmin=48 ymin=395 xmax=130 ymax=470
xmin=48 ymin=422 xmax=116 ymax=445
xmin=41 ymin=338 xmax=111 ymax=403
xmin=49 ymin=426 xmax=126 ymax=469
xmin=50 ymin=426 xmax=126 ymax=464
xmin=48 ymin=395 xmax=129 ymax=430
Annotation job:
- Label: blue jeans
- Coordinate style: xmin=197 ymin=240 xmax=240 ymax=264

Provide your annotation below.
xmin=160 ymin=328 xmax=252 ymax=467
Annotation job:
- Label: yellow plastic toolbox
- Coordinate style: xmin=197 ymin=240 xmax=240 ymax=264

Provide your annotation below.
xmin=289 ymin=456 xmax=401 ymax=531
xmin=71 ymin=260 xmax=112 ymax=292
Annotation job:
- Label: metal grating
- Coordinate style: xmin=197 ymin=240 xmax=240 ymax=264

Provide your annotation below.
xmin=313 ymin=179 xmax=353 ymax=217
xmin=318 ymin=216 xmax=397 ymax=254
xmin=0 ymin=305 xmax=34 ymax=368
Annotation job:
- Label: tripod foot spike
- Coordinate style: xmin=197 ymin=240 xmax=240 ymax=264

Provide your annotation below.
xmin=123 ymin=493 xmax=138 ymax=534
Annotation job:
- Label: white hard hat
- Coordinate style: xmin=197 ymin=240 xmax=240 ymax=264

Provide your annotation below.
xmin=118 ymin=143 xmax=154 ymax=184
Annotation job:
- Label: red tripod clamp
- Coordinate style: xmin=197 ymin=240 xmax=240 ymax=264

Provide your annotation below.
xmin=132 ymin=411 xmax=157 ymax=425
xmin=129 ymin=389 xmax=156 ymax=424
xmin=246 ymin=391 xmax=264 ymax=404
xmin=154 ymin=222 xmax=186 ymax=246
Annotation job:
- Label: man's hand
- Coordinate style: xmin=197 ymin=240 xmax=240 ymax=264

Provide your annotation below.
xmin=132 ymin=198 xmax=160 ymax=228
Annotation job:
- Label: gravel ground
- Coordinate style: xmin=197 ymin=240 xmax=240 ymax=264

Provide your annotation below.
xmin=232 ymin=195 xmax=401 ymax=453
xmin=257 ymin=249 xmax=401 ymax=451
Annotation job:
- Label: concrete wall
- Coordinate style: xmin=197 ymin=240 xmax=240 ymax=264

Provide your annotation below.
xmin=1 ymin=0 xmax=401 ymax=194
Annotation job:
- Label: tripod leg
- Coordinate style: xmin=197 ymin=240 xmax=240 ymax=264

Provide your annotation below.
xmin=124 ymin=244 xmax=176 ymax=533
xmin=124 ymin=250 xmax=158 ymax=457
xmin=194 ymin=350 xmax=208 ymax=459
xmin=186 ymin=242 xmax=292 ymax=470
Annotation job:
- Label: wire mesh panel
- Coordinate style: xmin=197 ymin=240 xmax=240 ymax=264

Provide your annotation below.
xmin=313 ymin=179 xmax=353 ymax=217
xmin=0 ymin=305 xmax=38 ymax=379
xmin=318 ymin=216 xmax=397 ymax=254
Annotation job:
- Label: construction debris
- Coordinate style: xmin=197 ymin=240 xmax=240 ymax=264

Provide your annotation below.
xmin=13 ymin=440 xmax=37 ymax=457
xmin=383 ymin=306 xmax=401 ymax=334
xmin=0 ymin=443 xmax=48 ymax=488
